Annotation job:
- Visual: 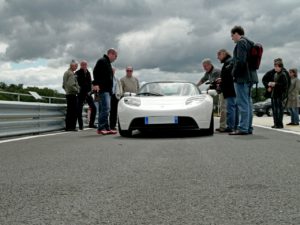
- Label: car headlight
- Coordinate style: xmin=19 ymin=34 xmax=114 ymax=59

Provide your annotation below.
xmin=185 ymin=96 xmax=206 ymax=105
xmin=123 ymin=97 xmax=141 ymax=107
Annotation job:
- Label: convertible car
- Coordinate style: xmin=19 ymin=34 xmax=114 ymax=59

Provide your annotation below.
xmin=117 ymin=81 xmax=216 ymax=137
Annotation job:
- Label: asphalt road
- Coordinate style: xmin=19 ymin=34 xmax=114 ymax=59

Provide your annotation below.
xmin=0 ymin=120 xmax=300 ymax=225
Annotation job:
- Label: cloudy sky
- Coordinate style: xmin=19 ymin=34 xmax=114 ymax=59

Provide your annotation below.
xmin=0 ymin=0 xmax=299 ymax=93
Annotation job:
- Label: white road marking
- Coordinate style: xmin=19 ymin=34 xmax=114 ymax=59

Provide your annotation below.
xmin=0 ymin=129 xmax=91 ymax=144
xmin=254 ymin=124 xmax=300 ymax=136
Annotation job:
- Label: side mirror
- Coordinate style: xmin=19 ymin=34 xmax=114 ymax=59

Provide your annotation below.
xmin=201 ymin=90 xmax=217 ymax=96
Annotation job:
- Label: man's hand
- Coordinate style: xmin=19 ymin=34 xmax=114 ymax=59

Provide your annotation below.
xmin=93 ymin=85 xmax=100 ymax=92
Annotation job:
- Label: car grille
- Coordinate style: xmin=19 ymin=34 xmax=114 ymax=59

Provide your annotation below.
xmin=129 ymin=117 xmax=199 ymax=130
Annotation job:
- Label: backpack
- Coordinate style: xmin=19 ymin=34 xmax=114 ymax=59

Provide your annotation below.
xmin=248 ymin=43 xmax=263 ymax=70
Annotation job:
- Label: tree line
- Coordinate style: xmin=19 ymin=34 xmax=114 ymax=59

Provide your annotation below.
xmin=0 ymin=82 xmax=65 ymax=103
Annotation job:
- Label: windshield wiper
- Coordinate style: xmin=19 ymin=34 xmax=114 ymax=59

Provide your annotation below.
xmin=137 ymin=92 xmax=164 ymax=96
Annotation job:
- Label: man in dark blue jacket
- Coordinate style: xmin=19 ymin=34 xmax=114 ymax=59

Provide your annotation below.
xmin=93 ymin=48 xmax=118 ymax=135
xmin=217 ymin=49 xmax=237 ymax=132
xmin=229 ymin=26 xmax=258 ymax=135
xmin=76 ymin=60 xmax=97 ymax=129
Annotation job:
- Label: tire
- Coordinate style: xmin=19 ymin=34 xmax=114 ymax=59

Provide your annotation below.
xmin=256 ymin=112 xmax=264 ymax=117
xmin=118 ymin=121 xmax=132 ymax=137
xmin=201 ymin=112 xmax=214 ymax=136
xmin=266 ymin=107 xmax=273 ymax=117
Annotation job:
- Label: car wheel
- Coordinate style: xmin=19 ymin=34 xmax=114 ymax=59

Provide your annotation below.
xmin=118 ymin=121 xmax=132 ymax=137
xmin=201 ymin=111 xmax=214 ymax=136
xmin=266 ymin=107 xmax=273 ymax=117
xmin=256 ymin=112 xmax=264 ymax=117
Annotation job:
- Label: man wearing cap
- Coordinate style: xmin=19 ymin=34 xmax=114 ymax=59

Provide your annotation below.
xmin=93 ymin=48 xmax=118 ymax=135
xmin=62 ymin=60 xmax=79 ymax=131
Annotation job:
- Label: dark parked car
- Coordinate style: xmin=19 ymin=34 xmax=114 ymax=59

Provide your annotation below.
xmin=253 ymin=98 xmax=272 ymax=117
xmin=253 ymin=95 xmax=300 ymax=117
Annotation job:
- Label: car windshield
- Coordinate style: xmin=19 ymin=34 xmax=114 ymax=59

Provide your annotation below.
xmin=138 ymin=82 xmax=199 ymax=96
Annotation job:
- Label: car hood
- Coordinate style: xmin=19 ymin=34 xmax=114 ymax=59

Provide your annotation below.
xmin=141 ymin=96 xmax=189 ymax=105
xmin=126 ymin=95 xmax=208 ymax=110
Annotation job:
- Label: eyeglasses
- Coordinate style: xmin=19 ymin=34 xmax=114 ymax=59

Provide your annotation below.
xmin=126 ymin=70 xmax=133 ymax=72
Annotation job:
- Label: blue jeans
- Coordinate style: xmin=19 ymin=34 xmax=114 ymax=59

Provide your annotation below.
xmin=234 ymin=83 xmax=253 ymax=133
xmin=226 ymin=97 xmax=237 ymax=130
xmin=289 ymin=107 xmax=299 ymax=124
xmin=98 ymin=92 xmax=111 ymax=130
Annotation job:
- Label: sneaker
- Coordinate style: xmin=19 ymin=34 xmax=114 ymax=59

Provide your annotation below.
xmin=107 ymin=129 xmax=117 ymax=135
xmin=97 ymin=130 xmax=109 ymax=135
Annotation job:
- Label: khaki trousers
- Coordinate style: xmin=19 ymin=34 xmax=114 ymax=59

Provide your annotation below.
xmin=219 ymin=93 xmax=227 ymax=129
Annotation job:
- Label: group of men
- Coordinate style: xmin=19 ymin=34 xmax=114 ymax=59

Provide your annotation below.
xmin=197 ymin=25 xmax=258 ymax=135
xmin=197 ymin=25 xmax=299 ymax=134
xmin=62 ymin=48 xmax=139 ymax=133
xmin=63 ymin=25 xmax=298 ymax=136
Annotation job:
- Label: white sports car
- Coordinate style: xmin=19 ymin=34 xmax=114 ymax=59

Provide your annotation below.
xmin=117 ymin=81 xmax=215 ymax=137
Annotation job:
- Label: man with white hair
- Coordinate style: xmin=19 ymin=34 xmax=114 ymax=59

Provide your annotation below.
xmin=196 ymin=58 xmax=226 ymax=132
xmin=62 ymin=60 xmax=79 ymax=131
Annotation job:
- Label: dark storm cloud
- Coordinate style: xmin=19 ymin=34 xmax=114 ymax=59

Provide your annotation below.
xmin=0 ymin=0 xmax=300 ymax=75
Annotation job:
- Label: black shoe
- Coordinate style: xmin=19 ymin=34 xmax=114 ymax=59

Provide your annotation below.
xmin=286 ymin=122 xmax=294 ymax=125
xmin=79 ymin=127 xmax=83 ymax=130
xmin=65 ymin=128 xmax=78 ymax=132
xmin=88 ymin=124 xmax=97 ymax=128
xmin=219 ymin=128 xmax=233 ymax=133
xmin=272 ymin=125 xmax=283 ymax=129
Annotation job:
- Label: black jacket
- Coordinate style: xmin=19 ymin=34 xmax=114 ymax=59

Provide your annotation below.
xmin=93 ymin=55 xmax=113 ymax=94
xmin=220 ymin=56 xmax=236 ymax=98
xmin=262 ymin=69 xmax=275 ymax=98
xmin=75 ymin=68 xmax=92 ymax=95
xmin=272 ymin=69 xmax=289 ymax=99
xmin=262 ymin=68 xmax=289 ymax=98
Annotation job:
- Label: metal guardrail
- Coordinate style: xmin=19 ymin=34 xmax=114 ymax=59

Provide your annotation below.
xmin=0 ymin=90 xmax=66 ymax=103
xmin=0 ymin=100 xmax=66 ymax=138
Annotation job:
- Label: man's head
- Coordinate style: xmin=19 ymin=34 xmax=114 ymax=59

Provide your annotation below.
xmin=80 ymin=60 xmax=88 ymax=71
xmin=107 ymin=48 xmax=118 ymax=62
xmin=274 ymin=59 xmax=284 ymax=72
xmin=274 ymin=58 xmax=283 ymax=64
xmin=217 ymin=49 xmax=231 ymax=63
xmin=289 ymin=68 xmax=298 ymax=78
xmin=201 ymin=58 xmax=213 ymax=72
xmin=70 ymin=59 xmax=78 ymax=72
xmin=126 ymin=66 xmax=133 ymax=77
xmin=231 ymin=25 xmax=244 ymax=43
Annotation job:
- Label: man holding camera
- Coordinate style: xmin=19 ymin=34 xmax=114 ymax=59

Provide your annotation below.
xmin=76 ymin=60 xmax=97 ymax=129
xmin=196 ymin=58 xmax=226 ymax=132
